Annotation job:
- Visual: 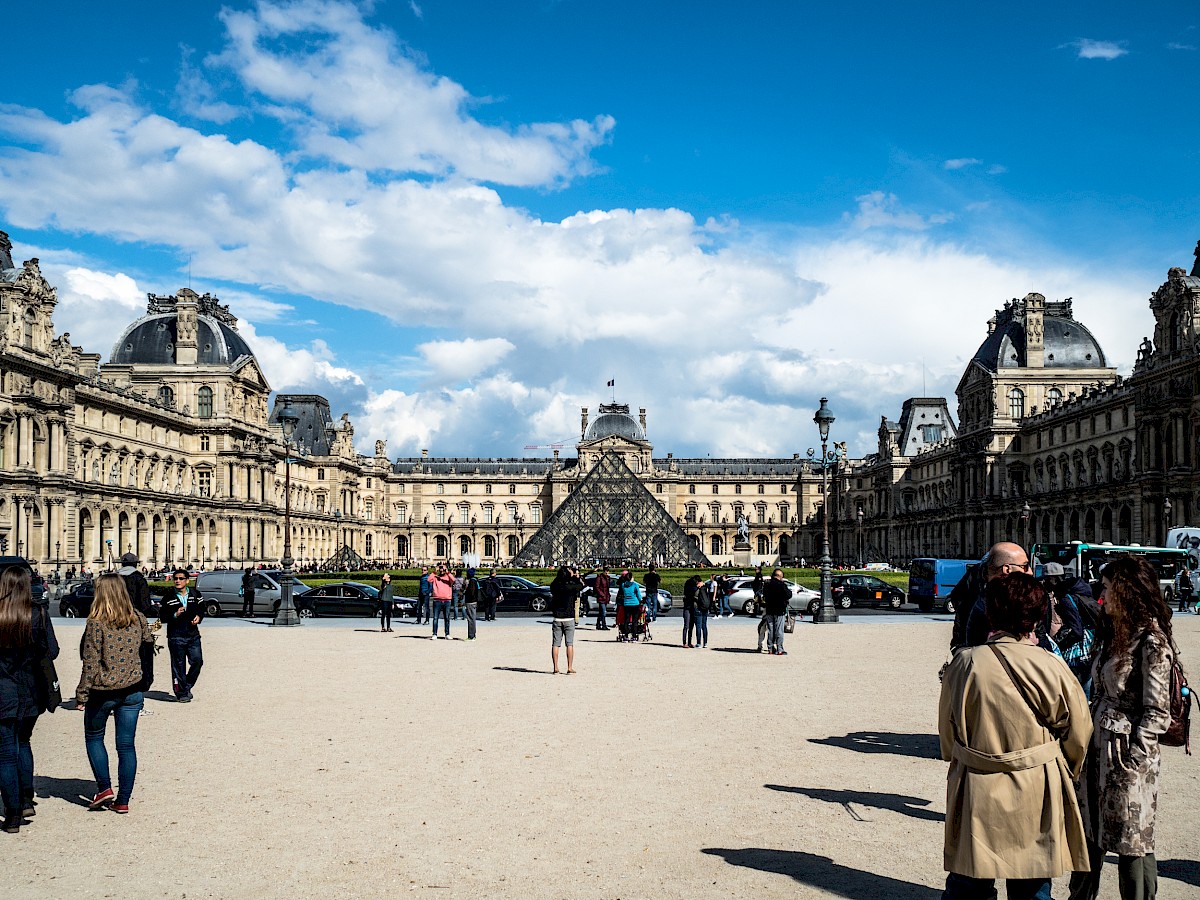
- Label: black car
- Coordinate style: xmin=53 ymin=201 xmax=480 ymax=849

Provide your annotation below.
xmin=295 ymin=581 xmax=416 ymax=618
xmin=0 ymin=556 xmax=45 ymax=603
xmin=59 ymin=580 xmax=162 ymax=618
xmin=827 ymin=574 xmax=906 ymax=610
xmin=488 ymin=575 xmax=553 ymax=612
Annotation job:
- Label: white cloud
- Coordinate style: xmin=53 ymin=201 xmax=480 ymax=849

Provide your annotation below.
xmin=1064 ymin=39 xmax=1129 ymax=60
xmin=50 ymin=266 xmax=146 ymax=355
xmin=409 ymin=1 xmax=423 ymax=19
xmin=238 ymin=320 xmax=364 ymax=392
xmin=944 ymin=158 xmax=982 ymax=170
xmin=1167 ymin=42 xmax=1196 ymax=51
xmin=848 ymin=192 xmax=954 ymax=231
xmin=986 ymin=164 xmax=1008 ymax=175
xmin=417 ymin=337 xmax=515 ymax=384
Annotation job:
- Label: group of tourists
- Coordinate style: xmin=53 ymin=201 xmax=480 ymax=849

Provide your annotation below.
xmin=405 ymin=565 xmax=505 ymax=640
xmin=939 ymin=540 xmax=1190 ymax=900
xmin=0 ymin=562 xmax=207 ymax=831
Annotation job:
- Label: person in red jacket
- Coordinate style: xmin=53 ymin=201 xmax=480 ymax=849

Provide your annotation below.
xmin=594 ymin=567 xmax=611 ymax=630
xmin=429 ymin=564 xmax=455 ymax=639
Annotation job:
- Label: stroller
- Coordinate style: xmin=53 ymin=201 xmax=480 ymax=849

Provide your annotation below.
xmin=620 ymin=603 xmax=652 ymax=642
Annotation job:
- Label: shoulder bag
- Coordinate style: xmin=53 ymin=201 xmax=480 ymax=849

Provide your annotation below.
xmin=988 ymin=643 xmax=1057 ymax=737
xmin=34 ymin=608 xmax=62 ymax=713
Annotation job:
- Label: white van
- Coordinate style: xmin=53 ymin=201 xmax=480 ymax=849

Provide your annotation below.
xmin=194 ymin=570 xmax=312 ymax=617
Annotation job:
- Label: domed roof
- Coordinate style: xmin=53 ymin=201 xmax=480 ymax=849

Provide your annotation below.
xmin=585 ymin=404 xmax=646 ymax=442
xmin=972 ymin=296 xmax=1107 ymax=371
xmin=109 ymin=290 xmax=254 ymax=366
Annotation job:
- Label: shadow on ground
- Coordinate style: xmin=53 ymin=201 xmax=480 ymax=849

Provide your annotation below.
xmin=809 ymin=731 xmax=941 ymax=759
xmin=34 ymin=775 xmax=96 ymax=808
xmin=766 ymin=784 xmax=944 ymax=822
xmin=144 ymin=690 xmax=176 ymax=703
xmin=1159 ymin=859 xmax=1200 ymax=887
xmin=702 ymin=848 xmax=940 ymax=898
xmin=493 ymin=666 xmax=549 ymax=675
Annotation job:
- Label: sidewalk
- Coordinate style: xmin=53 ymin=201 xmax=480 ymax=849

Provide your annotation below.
xmin=8 ymin=618 xmax=1198 ymax=898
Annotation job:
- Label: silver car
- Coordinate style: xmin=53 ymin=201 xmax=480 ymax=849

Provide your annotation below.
xmin=724 ymin=576 xmax=817 ymax=616
xmin=194 ymin=569 xmax=312 ymax=617
xmin=579 ymin=574 xmax=673 ymax=614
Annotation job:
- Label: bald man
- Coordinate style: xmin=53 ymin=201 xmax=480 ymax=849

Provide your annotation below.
xmin=957 ymin=542 xmax=1032 ymax=650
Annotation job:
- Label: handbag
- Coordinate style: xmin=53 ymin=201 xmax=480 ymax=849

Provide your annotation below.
xmin=784 ymin=610 xmax=796 ymax=633
xmin=33 ymin=608 xmax=61 ymax=713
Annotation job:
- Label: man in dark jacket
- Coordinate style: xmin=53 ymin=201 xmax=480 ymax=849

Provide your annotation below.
xmin=241 ymin=567 xmax=256 ymax=617
xmin=159 ymin=568 xmax=204 ymax=702
xmin=416 ymin=567 xmax=431 ymax=624
xmin=549 ymin=566 xmax=583 ymax=674
xmin=958 ymin=542 xmax=1032 ymax=650
xmin=644 ymin=565 xmax=662 ymax=621
xmin=117 ymin=552 xmax=153 ymax=617
xmin=762 ymin=568 xmax=793 ymax=655
xmin=594 ymin=567 xmax=611 ymax=630
xmin=480 ymin=570 xmax=503 ymax=621
xmin=682 ymin=574 xmax=700 ymax=648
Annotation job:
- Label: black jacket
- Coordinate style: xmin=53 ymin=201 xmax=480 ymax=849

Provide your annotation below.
xmin=0 ymin=606 xmax=59 ymax=718
xmin=644 ymin=571 xmax=661 ymax=592
xmin=549 ymin=575 xmax=582 ymax=619
xmin=120 ymin=569 xmax=154 ymax=616
xmin=762 ymin=578 xmax=793 ymax=616
xmin=160 ymin=586 xmax=205 ymax=639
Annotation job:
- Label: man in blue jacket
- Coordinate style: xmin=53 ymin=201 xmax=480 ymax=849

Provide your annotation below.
xmin=416 ymin=566 xmax=431 ymax=624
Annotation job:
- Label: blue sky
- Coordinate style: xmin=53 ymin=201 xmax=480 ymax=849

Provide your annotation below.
xmin=0 ymin=1 xmax=1196 ymax=458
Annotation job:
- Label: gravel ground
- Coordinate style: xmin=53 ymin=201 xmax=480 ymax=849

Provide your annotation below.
xmin=5 ymin=614 xmax=1199 ymax=899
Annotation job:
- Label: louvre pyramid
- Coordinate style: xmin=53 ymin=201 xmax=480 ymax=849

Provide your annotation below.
xmin=322 ymin=542 xmax=369 ymax=572
xmin=512 ymin=451 xmax=710 ymax=567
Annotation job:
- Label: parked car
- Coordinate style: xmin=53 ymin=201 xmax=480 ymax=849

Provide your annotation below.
xmin=59 ymin=579 xmax=162 ymax=618
xmin=578 ymin=574 xmax=673 ymax=614
xmin=0 ymin=556 xmax=45 ymax=603
xmin=295 ymin=581 xmax=416 ymax=618
xmin=487 ymin=574 xmax=554 ymax=612
xmin=723 ymin=576 xmax=816 ymax=616
xmin=804 ymin=574 xmax=905 ymax=613
xmin=193 ymin=569 xmax=311 ymax=617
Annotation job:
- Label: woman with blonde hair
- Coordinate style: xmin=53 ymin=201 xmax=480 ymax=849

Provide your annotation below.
xmin=0 ymin=568 xmax=59 ymax=833
xmin=74 ymin=574 xmax=153 ymax=814
xmin=1070 ymin=556 xmax=1177 ymax=900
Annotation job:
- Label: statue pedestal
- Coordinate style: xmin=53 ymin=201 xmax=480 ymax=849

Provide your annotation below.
xmin=732 ymin=542 xmax=752 ymax=568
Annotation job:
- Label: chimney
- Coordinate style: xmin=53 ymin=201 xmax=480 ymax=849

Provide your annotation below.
xmin=667 ymin=452 xmax=673 ymax=459
xmin=639 ymin=408 xmax=647 ymax=432
xmin=0 ymin=231 xmax=12 ymax=270
xmin=421 ymin=449 xmax=428 ymax=459
xmin=175 ymin=288 xmax=199 ymax=366
xmin=581 ymin=407 xmax=589 ymax=439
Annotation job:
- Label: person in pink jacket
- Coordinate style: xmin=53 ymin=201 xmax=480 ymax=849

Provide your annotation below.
xmin=429 ymin=565 xmax=455 ymax=639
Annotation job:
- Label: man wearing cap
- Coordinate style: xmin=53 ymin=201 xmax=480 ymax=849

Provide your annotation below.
xmin=117 ymin=552 xmax=154 ymax=616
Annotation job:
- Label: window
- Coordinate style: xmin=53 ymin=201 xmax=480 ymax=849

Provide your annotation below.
xmin=396 ymin=504 xmax=407 ymax=524
xmin=483 ymin=505 xmax=494 ymax=524
xmin=710 ymin=535 xmax=723 ymax=556
xmin=757 ymin=535 xmax=769 ymax=555
xmin=200 ymin=435 xmax=210 ymax=452
xmin=531 ymin=504 xmax=541 ymax=524
xmin=485 ymin=484 xmax=492 ymax=495
xmin=781 ymin=484 xmax=788 ymax=493
xmin=197 ymin=386 xmax=213 ymax=418
xmin=735 ymin=484 xmax=741 ymax=494
xmin=483 ymin=535 xmax=496 ymax=557
xmin=459 ymin=505 xmax=469 ymax=524
xmin=756 ymin=504 xmax=766 ymax=524
xmin=461 ymin=484 xmax=468 ymax=494
xmin=507 ymin=504 xmax=517 ymax=524
xmin=317 ymin=469 xmax=325 ymax=481
xmin=437 ymin=483 xmax=445 ymax=494
xmin=366 ymin=478 xmax=372 ymax=488
xmin=507 ymin=535 xmax=520 ymax=557
xmin=435 ymin=535 xmax=448 ymax=557
xmin=158 ymin=385 xmax=175 ymax=407
xmin=365 ymin=534 xmax=373 ymax=556
xmin=317 ymin=495 xmax=326 ymax=513
xmin=396 ymin=535 xmax=409 ymax=558
xmin=685 ymin=504 xmax=697 ymax=523
xmin=688 ymin=484 xmax=696 ymax=494
xmin=1008 ymin=388 xmax=1025 ymax=420
xmin=365 ymin=500 xmax=374 ymax=520
xmin=397 ymin=483 xmax=405 ymax=493
xmin=710 ymin=502 xmax=720 ymax=522
xmin=508 ymin=484 xmax=516 ymax=494
xmin=459 ymin=535 xmax=471 ymax=556
xmin=435 ymin=504 xmax=446 ymax=524
xmin=712 ymin=485 xmax=719 ymax=494
xmin=655 ymin=483 xmax=663 ymax=494
xmin=198 ymin=471 xmax=212 ymax=497
xmin=757 ymin=484 xmax=765 ymax=494
xmin=1047 ymin=388 xmax=1062 ymax=405
xmin=779 ymin=503 xmax=789 ymax=523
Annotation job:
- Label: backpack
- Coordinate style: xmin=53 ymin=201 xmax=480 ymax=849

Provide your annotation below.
xmin=1161 ymin=656 xmax=1196 ymax=754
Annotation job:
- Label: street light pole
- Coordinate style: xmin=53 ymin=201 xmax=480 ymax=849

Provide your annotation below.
xmin=1021 ymin=501 xmax=1031 ymax=552
xmin=1164 ymin=497 xmax=1173 ymax=547
xmin=23 ymin=500 xmax=34 ymax=564
xmin=812 ymin=397 xmax=839 ymax=625
xmin=856 ymin=508 xmax=864 ymax=569
xmin=273 ymin=399 xmax=302 ymax=627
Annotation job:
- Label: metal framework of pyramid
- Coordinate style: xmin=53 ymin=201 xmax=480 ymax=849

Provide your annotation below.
xmin=321 ymin=542 xmax=369 ymax=571
xmin=512 ymin=451 xmax=710 ymax=567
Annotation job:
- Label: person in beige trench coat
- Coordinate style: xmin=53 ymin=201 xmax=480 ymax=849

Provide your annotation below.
xmin=939 ymin=573 xmax=1092 ymax=900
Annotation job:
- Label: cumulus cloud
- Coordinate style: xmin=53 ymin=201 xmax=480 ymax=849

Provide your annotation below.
xmin=1064 ymin=39 xmax=1129 ymax=60
xmin=848 ymin=192 xmax=954 ymax=231
xmin=417 ymin=337 xmax=515 ymax=384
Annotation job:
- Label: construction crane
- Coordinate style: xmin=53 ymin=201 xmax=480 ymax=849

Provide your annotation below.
xmin=523 ymin=440 xmax=569 ymax=451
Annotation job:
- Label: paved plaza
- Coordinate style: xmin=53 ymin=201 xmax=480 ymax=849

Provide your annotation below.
xmin=6 ymin=615 xmax=1200 ymax=899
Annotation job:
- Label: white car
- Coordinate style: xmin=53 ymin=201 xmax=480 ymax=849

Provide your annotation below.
xmin=724 ymin=576 xmax=817 ymax=616
xmin=579 ymin=574 xmax=673 ymax=614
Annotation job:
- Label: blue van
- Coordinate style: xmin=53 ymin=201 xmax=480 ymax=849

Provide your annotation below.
xmin=907 ymin=558 xmax=979 ymax=613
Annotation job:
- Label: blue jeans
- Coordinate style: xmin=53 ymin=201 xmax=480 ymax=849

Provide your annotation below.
xmin=694 ymin=611 xmax=709 ymax=646
xmin=681 ymin=608 xmax=694 ymax=645
xmin=719 ymin=594 xmax=731 ymax=615
xmin=943 ymin=872 xmax=1051 ymax=900
xmin=432 ymin=600 xmax=451 ymax=636
xmin=84 ymin=690 xmax=143 ymax=805
xmin=450 ymin=593 xmax=460 ymax=619
xmin=0 ymin=716 xmax=36 ymax=814
xmin=647 ymin=590 xmax=659 ymax=620
xmin=417 ymin=595 xmax=430 ymax=622
xmin=168 ymin=635 xmax=203 ymax=698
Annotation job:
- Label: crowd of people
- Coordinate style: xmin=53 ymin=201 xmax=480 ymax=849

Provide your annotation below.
xmin=939 ymin=540 xmax=1188 ymax=900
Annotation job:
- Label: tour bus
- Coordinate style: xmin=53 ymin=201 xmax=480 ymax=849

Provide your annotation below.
xmin=1030 ymin=542 xmax=1191 ymax=604
xmin=908 ymin=558 xmax=981 ymax=614
xmin=1166 ymin=526 xmax=1200 ymax=570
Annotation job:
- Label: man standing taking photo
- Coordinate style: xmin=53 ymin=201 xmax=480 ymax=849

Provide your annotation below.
xmin=160 ymin=568 xmax=204 ymax=703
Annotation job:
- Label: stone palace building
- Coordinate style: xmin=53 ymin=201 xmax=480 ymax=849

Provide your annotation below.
xmin=1 ymin=227 xmax=1197 ymax=571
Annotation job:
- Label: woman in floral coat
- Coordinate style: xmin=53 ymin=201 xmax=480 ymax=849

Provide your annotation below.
xmin=1069 ymin=556 xmax=1175 ymax=900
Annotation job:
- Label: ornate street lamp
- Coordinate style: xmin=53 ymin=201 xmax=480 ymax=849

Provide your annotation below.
xmin=55 ymin=540 xmax=61 ymax=575
xmin=1020 ymin=501 xmax=1031 ymax=551
xmin=273 ymin=400 xmax=302 ymax=627
xmin=23 ymin=500 xmax=34 ymax=563
xmin=810 ymin=397 xmax=841 ymax=624
xmin=856 ymin=508 xmax=864 ymax=570
xmin=1164 ymin=497 xmax=1173 ymax=546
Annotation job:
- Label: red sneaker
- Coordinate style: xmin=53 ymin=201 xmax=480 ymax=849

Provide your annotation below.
xmin=111 ymin=804 xmax=129 ymax=814
xmin=88 ymin=788 xmax=114 ymax=810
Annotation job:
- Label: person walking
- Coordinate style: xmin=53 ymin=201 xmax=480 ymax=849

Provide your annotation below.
xmin=452 ymin=568 xmax=465 ymax=621
xmin=416 ymin=567 xmax=431 ymax=624
xmin=549 ymin=566 xmax=582 ymax=673
xmin=616 ymin=572 xmax=644 ymax=642
xmin=117 ymin=553 xmax=154 ymax=617
xmin=481 ymin=569 xmax=503 ymax=621
xmin=463 ymin=568 xmax=480 ymax=640
xmin=644 ymin=565 xmax=661 ymax=622
xmin=682 ymin=574 xmax=700 ymax=648
xmin=430 ymin=564 xmax=454 ymax=639
xmin=762 ymin=568 xmax=792 ymax=656
xmin=159 ymin=569 xmax=204 ymax=703
xmin=594 ymin=567 xmax=610 ymax=630
xmin=74 ymin=575 xmax=153 ymax=814
xmin=1174 ymin=564 xmax=1194 ymax=614
xmin=240 ymin=567 xmax=256 ymax=618
xmin=717 ymin=574 xmax=733 ymax=617
xmin=1069 ymin=556 xmax=1177 ymax=900
xmin=0 ymin=569 xmax=59 ymax=833
xmin=939 ymin=572 xmax=1091 ymax=900
xmin=693 ymin=575 xmax=713 ymax=648
xmin=378 ymin=573 xmax=394 ymax=632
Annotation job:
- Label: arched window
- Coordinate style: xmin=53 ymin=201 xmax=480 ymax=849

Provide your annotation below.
xmin=757 ymin=535 xmax=769 ymax=555
xmin=757 ymin=484 xmax=765 ymax=494
xmin=1008 ymin=388 xmax=1025 ymax=420
xmin=484 ymin=535 xmax=497 ymax=557
xmin=712 ymin=484 xmax=719 ymax=494
xmin=158 ymin=385 xmax=175 ymax=407
xmin=508 ymin=484 xmax=516 ymax=494
xmin=23 ymin=309 xmax=35 ymax=347
xmin=688 ymin=484 xmax=696 ymax=494
xmin=1047 ymin=387 xmax=1062 ymax=406
xmin=435 ymin=535 xmax=448 ymax=557
xmin=710 ymin=535 xmax=723 ymax=556
xmin=365 ymin=534 xmax=373 ymax=556
xmin=437 ymin=483 xmax=445 ymax=494
xmin=1169 ymin=312 xmax=1183 ymax=352
xmin=459 ymin=535 xmax=471 ymax=556
xmin=396 ymin=535 xmax=409 ymax=557
xmin=506 ymin=535 xmax=520 ymax=557
xmin=655 ymin=483 xmax=663 ymax=494
xmin=197 ymin=386 xmax=213 ymax=418
xmin=461 ymin=484 xmax=468 ymax=494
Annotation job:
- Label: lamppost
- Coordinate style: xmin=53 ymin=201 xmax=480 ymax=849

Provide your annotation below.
xmin=23 ymin=500 xmax=34 ymax=563
xmin=164 ymin=514 xmax=172 ymax=570
xmin=1020 ymin=501 xmax=1031 ymax=551
xmin=856 ymin=508 xmax=864 ymax=569
xmin=1164 ymin=497 xmax=1173 ymax=547
xmin=55 ymin=540 xmax=61 ymax=575
xmin=273 ymin=399 xmax=302 ymax=627
xmin=106 ymin=538 xmax=113 ymax=572
xmin=809 ymin=397 xmax=843 ymax=625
